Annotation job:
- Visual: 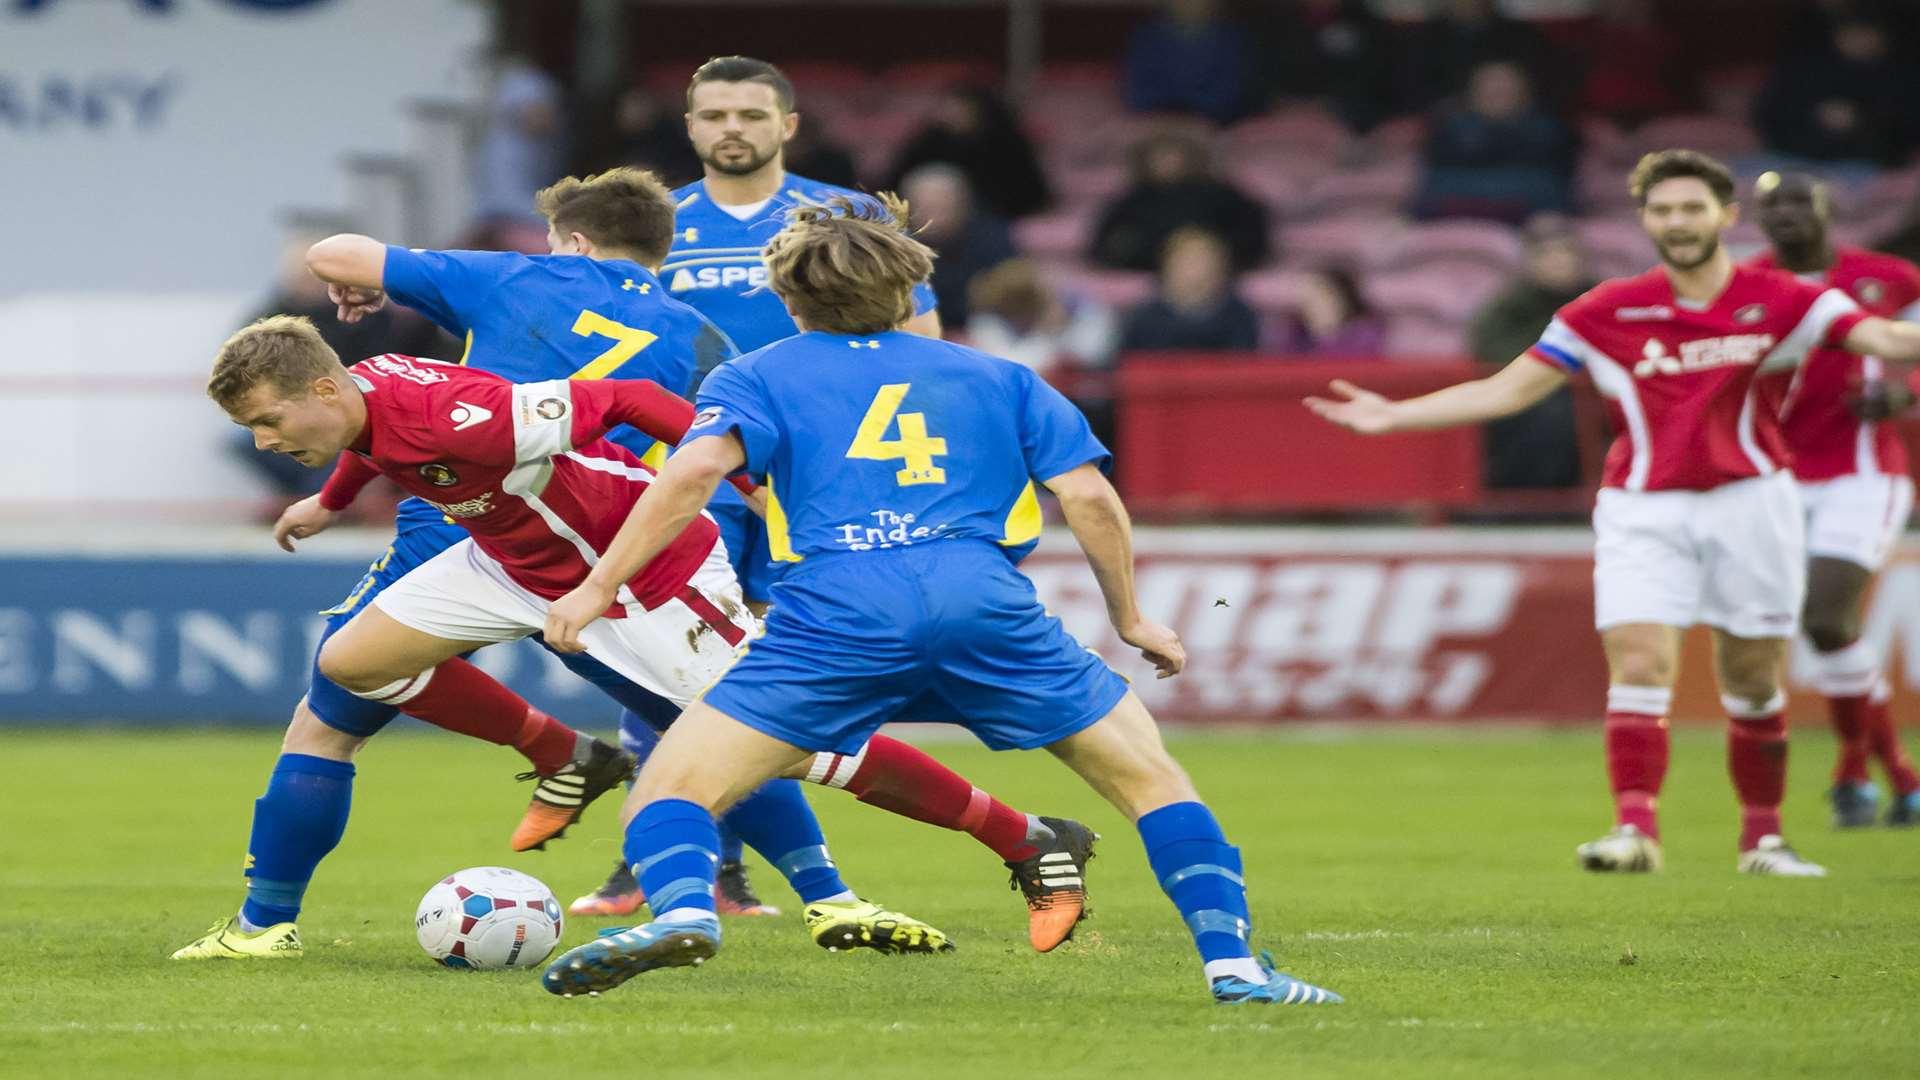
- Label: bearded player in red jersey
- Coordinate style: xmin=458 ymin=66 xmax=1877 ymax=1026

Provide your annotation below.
xmin=1748 ymin=170 xmax=1920 ymax=829
xmin=1310 ymin=150 xmax=1920 ymax=876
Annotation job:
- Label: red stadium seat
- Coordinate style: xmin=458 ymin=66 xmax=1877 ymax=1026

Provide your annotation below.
xmin=1224 ymin=106 xmax=1351 ymax=158
xmin=880 ymin=60 xmax=1001 ymax=90
xmin=1012 ymin=211 xmax=1095 ymax=260
xmin=1366 ymin=116 xmax=1427 ymax=155
xmin=1378 ymin=220 xmax=1523 ymax=273
xmin=1369 ymin=265 xmax=1502 ymax=323
xmin=1060 ymin=269 xmax=1155 ymax=309
xmin=1576 ymin=217 xmax=1654 ymax=279
xmin=1299 ymin=158 xmax=1418 ymax=218
xmin=1240 ymin=268 xmax=1307 ymax=318
xmin=1281 ymin=217 xmax=1406 ymax=266
xmin=1630 ymin=114 xmax=1761 ymax=161
xmin=1386 ymin=311 xmax=1469 ymax=357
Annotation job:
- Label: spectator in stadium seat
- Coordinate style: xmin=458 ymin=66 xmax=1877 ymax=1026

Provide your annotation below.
xmin=472 ymin=54 xmax=568 ymax=225
xmin=1117 ymin=227 xmax=1262 ymax=353
xmin=902 ymin=164 xmax=1018 ymax=330
xmin=1466 ymin=220 xmax=1594 ymax=488
xmin=1412 ymin=61 xmax=1577 ymax=224
xmin=1395 ymin=0 xmax=1556 ymax=115
xmin=1268 ymin=266 xmax=1388 ymax=357
xmin=1574 ymin=0 xmax=1693 ymax=127
xmin=783 ymin=122 xmax=860 ymax=191
xmin=1122 ymin=0 xmax=1257 ymax=125
xmin=886 ymin=86 xmax=1051 ymax=220
xmin=596 ymin=84 xmax=701 ymax=186
xmin=1089 ymin=127 xmax=1270 ymax=273
xmin=1755 ymin=14 xmax=1916 ymax=166
xmin=1250 ymin=0 xmax=1397 ymax=133
xmin=231 ymin=223 xmax=456 ymax=499
xmin=967 ymin=259 xmax=1119 ymax=449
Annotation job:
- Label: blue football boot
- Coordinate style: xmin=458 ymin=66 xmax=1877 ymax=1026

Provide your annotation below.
xmin=542 ymin=916 xmax=720 ymax=997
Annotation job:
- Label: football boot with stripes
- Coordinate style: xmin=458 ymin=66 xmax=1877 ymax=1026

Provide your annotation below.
xmin=542 ymin=916 xmax=721 ymax=997
xmin=805 ymin=898 xmax=954 ymax=954
xmin=1212 ymin=951 xmax=1343 ymax=1005
xmin=1888 ymin=790 xmax=1920 ymax=827
xmin=1737 ymin=835 xmax=1827 ymax=877
xmin=1005 ymin=816 xmax=1098 ymax=951
xmin=1576 ymin=824 xmax=1662 ymax=873
xmin=568 ymin=858 xmax=781 ymax=917
xmin=169 ymin=915 xmax=303 ymax=960
xmin=511 ymin=738 xmax=636 ymax=852
xmin=1828 ymin=782 xmax=1880 ymax=829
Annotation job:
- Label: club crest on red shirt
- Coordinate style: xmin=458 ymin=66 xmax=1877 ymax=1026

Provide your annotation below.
xmin=419 ymin=462 xmax=460 ymax=487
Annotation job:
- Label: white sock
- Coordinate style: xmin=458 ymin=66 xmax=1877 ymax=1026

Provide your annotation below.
xmin=813 ymin=889 xmax=856 ymax=904
xmin=655 ymin=906 xmax=717 ymax=925
xmin=1204 ymin=957 xmax=1266 ymax=984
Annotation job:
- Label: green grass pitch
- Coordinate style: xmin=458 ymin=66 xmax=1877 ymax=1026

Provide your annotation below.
xmin=5 ymin=726 xmax=1919 ymax=1078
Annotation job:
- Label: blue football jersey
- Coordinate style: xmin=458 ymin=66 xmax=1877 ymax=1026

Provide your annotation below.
xmin=381 ymin=245 xmax=736 ymax=532
xmin=688 ymin=331 xmax=1108 ymax=563
xmin=664 ymin=175 xmax=938 ymax=357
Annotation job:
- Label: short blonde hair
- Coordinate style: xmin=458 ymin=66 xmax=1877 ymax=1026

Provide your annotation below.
xmin=207 ymin=314 xmax=345 ymax=412
xmin=762 ymin=193 xmax=935 ymax=336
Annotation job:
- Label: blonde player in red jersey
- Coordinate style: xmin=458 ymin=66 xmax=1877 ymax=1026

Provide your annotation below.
xmin=1309 ymin=150 xmax=1920 ymax=876
xmin=1749 ymin=169 xmax=1920 ymax=828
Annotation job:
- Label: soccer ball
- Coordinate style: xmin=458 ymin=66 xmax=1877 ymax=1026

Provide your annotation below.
xmin=415 ymin=866 xmax=564 ymax=970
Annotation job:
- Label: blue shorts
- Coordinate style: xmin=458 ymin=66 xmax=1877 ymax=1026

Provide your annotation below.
xmin=702 ymin=540 xmax=1129 ymax=754
xmin=708 ymin=498 xmax=778 ymax=604
xmin=306 ymin=523 xmax=682 ymax=737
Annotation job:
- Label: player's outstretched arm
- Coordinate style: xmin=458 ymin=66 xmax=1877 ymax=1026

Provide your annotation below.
xmin=1043 ymin=463 xmax=1185 ymax=679
xmin=1843 ymin=317 xmax=1920 ymax=363
xmin=1305 ymin=356 xmax=1567 ymax=434
xmin=542 ymin=433 xmax=746 ymax=652
xmin=305 ymin=234 xmax=390 ymax=323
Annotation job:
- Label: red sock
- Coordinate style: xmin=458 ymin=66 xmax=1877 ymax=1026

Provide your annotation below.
xmin=817 ymin=736 xmax=1038 ymax=861
xmin=361 ymin=658 xmax=578 ymax=773
xmin=1605 ymin=712 xmax=1669 ymax=840
xmin=1864 ymin=695 xmax=1920 ymax=796
xmin=1827 ymin=694 xmax=1873 ymax=786
xmin=1727 ymin=708 xmax=1787 ymax=851
xmin=1604 ymin=685 xmax=1671 ymax=840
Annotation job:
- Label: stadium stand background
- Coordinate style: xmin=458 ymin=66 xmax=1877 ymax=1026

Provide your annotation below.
xmin=6 ymin=0 xmax=1920 ymax=728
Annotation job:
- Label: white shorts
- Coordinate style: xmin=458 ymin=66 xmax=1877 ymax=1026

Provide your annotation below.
xmin=370 ymin=537 xmax=754 ymax=706
xmin=1799 ymin=473 xmax=1913 ymax=571
xmin=1592 ymin=472 xmax=1806 ymax=638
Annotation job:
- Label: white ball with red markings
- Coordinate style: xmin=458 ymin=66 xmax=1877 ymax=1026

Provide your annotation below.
xmin=415 ymin=866 xmax=563 ymax=970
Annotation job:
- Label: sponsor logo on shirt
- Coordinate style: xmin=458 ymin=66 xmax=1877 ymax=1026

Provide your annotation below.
xmin=1854 ymin=277 xmax=1886 ymax=305
xmin=449 ymin=401 xmax=494 ymax=431
xmin=1615 ymin=306 xmax=1674 ymax=321
xmin=367 ymin=355 xmax=449 ymax=385
xmin=1734 ymin=303 xmax=1767 ymax=324
xmin=423 ymin=492 xmax=494 ymax=518
xmin=691 ymin=407 xmax=722 ymax=429
xmin=1633 ymin=334 xmax=1777 ymax=377
xmin=534 ymin=397 xmax=569 ymax=421
xmin=418 ymin=462 xmax=460 ymax=487
xmin=831 ymin=510 xmax=950 ymax=551
xmin=669 ymin=265 xmax=769 ymax=293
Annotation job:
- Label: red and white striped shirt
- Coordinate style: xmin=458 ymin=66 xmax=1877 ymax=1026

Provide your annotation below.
xmin=1526 ymin=265 xmax=1866 ymax=492
xmin=320 ymin=354 xmax=722 ymax=617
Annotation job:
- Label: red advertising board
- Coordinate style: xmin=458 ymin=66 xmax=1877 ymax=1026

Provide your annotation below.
xmin=1023 ymin=529 xmax=1920 ymax=726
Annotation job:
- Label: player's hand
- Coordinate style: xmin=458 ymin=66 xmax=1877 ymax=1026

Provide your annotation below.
xmin=272 ymin=495 xmax=336 ymax=552
xmin=544 ymin=582 xmax=617 ymax=653
xmin=329 ymin=284 xmax=388 ymax=323
xmin=1118 ymin=618 xmax=1186 ymax=679
xmin=1847 ymin=378 xmax=1915 ymax=421
xmin=1304 ymin=379 xmax=1399 ymax=435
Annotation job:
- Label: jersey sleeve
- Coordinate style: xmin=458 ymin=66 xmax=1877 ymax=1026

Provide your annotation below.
xmin=1525 ymin=312 xmax=1599 ymax=373
xmin=381 ymin=246 xmax=529 ymax=335
xmin=420 ymin=377 xmax=517 ymax=466
xmin=1760 ymin=285 xmax=1866 ymax=372
xmin=1017 ymin=367 xmax=1111 ymax=480
xmin=687 ymin=362 xmax=780 ymax=479
xmin=500 ymin=378 xmax=696 ymax=466
xmin=317 ymin=452 xmax=380 ymax=512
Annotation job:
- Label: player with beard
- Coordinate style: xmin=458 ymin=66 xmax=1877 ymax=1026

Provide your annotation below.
xmin=569 ymin=57 xmax=1103 ymax=953
xmin=1747 ymin=170 xmax=1920 ymax=828
xmin=1309 ymin=150 xmax=1920 ymax=876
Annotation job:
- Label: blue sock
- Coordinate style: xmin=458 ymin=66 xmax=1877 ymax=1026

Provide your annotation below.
xmin=625 ymin=798 xmax=720 ymax=922
xmin=721 ymin=779 xmax=849 ymax=904
xmin=240 ymin=754 xmax=355 ymax=929
xmin=620 ymin=708 xmax=745 ymax=865
xmin=1137 ymin=801 xmax=1252 ymax=963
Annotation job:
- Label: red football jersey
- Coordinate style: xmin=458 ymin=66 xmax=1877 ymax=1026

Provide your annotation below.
xmin=324 ymin=354 xmax=720 ymax=617
xmin=1747 ymin=245 xmax=1920 ymax=481
xmin=1526 ymin=265 xmax=1866 ymax=492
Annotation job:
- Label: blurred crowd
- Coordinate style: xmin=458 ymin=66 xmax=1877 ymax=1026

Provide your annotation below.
xmin=242 ymin=0 xmax=1920 ymax=500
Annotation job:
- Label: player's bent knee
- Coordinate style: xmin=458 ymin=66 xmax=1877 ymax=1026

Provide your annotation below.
xmin=282 ymin=699 xmax=367 ymax=761
xmin=1802 ymin=613 xmax=1859 ymax=654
